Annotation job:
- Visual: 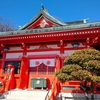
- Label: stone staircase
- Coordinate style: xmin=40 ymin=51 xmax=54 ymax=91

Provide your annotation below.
xmin=1 ymin=89 xmax=48 ymax=100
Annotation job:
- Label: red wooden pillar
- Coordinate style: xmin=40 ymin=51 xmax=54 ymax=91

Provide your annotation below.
xmin=55 ymin=56 xmax=60 ymax=70
xmin=60 ymin=40 xmax=64 ymax=68
xmin=18 ymin=56 xmax=29 ymax=89
xmin=0 ymin=52 xmax=6 ymax=75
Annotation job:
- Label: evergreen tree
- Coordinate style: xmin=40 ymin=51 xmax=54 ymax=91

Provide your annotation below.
xmin=55 ymin=48 xmax=100 ymax=100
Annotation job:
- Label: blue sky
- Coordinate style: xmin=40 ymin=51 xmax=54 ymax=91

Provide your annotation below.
xmin=0 ymin=0 xmax=100 ymax=29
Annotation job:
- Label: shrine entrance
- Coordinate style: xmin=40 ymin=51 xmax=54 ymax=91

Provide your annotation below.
xmin=29 ymin=58 xmax=55 ymax=76
xmin=28 ymin=55 xmax=60 ymax=89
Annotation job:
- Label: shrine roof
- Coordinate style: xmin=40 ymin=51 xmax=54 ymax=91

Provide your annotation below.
xmin=0 ymin=6 xmax=100 ymax=36
xmin=0 ymin=21 xmax=100 ymax=36
xmin=18 ymin=8 xmax=67 ymax=30
xmin=18 ymin=8 xmax=88 ymax=30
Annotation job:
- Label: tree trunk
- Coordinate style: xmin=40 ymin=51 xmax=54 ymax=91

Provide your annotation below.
xmin=91 ymin=93 xmax=94 ymax=100
xmin=89 ymin=86 xmax=94 ymax=100
xmin=80 ymin=81 xmax=89 ymax=100
xmin=84 ymin=92 xmax=89 ymax=100
xmin=89 ymin=82 xmax=99 ymax=100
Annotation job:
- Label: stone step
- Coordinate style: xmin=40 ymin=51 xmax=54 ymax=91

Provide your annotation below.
xmin=1 ymin=89 xmax=48 ymax=100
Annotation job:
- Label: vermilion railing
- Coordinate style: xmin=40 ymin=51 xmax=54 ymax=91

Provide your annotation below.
xmin=44 ymin=77 xmax=61 ymax=100
xmin=44 ymin=78 xmax=55 ymax=100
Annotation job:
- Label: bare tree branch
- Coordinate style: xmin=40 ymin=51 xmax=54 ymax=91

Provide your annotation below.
xmin=0 ymin=16 xmax=15 ymax=32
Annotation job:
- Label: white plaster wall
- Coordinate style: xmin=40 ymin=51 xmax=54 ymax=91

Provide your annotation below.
xmin=27 ymin=51 xmax=60 ymax=56
xmin=47 ymin=45 xmax=60 ymax=49
xmin=28 ymin=46 xmax=40 ymax=50
xmin=27 ymin=50 xmax=75 ymax=57
xmin=28 ymin=45 xmax=60 ymax=50
xmin=65 ymin=43 xmax=85 ymax=48
xmin=9 ymin=47 xmax=22 ymax=51
xmin=6 ymin=53 xmax=23 ymax=58
xmin=64 ymin=50 xmax=75 ymax=56
xmin=65 ymin=44 xmax=73 ymax=48
xmin=79 ymin=43 xmax=86 ymax=47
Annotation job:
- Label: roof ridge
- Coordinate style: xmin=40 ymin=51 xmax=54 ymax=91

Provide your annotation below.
xmin=18 ymin=8 xmax=67 ymax=30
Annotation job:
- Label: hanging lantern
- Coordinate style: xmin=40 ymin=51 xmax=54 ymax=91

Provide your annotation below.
xmin=72 ymin=43 xmax=79 ymax=49
xmin=3 ymin=47 xmax=9 ymax=52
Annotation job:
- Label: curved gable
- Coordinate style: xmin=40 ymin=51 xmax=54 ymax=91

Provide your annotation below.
xmin=18 ymin=8 xmax=67 ymax=30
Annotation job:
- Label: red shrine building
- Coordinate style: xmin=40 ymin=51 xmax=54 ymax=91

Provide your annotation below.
xmin=0 ymin=7 xmax=100 ymax=98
